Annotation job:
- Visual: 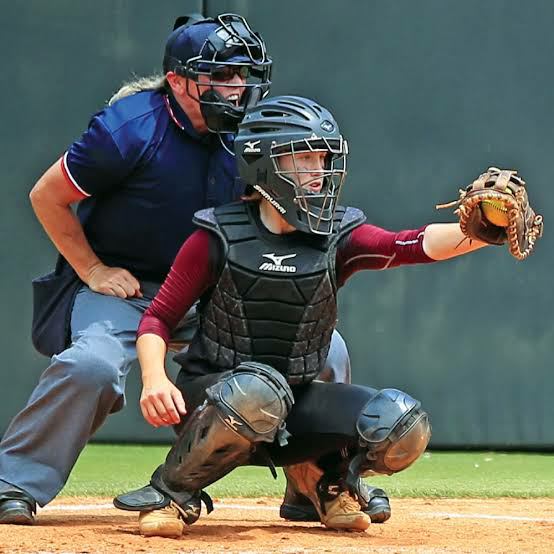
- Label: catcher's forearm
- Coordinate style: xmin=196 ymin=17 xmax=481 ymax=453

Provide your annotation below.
xmin=422 ymin=223 xmax=487 ymax=260
xmin=137 ymin=333 xmax=169 ymax=386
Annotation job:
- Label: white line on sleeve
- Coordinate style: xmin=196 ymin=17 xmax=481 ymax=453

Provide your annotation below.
xmin=63 ymin=152 xmax=91 ymax=197
xmin=342 ymin=252 xmax=396 ymax=270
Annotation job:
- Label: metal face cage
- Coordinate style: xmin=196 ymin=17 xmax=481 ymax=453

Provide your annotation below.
xmin=271 ymin=136 xmax=348 ymax=235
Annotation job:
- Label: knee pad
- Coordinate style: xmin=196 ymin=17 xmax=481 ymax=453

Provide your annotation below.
xmin=351 ymin=389 xmax=431 ymax=477
xmin=159 ymin=362 xmax=294 ymax=492
xmin=207 ymin=361 xmax=295 ymax=445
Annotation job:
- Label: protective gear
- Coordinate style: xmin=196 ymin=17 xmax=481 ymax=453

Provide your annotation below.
xmin=277 ymin=388 xmax=429 ymax=513
xmin=436 ymin=167 xmax=543 ymax=260
xmin=158 ymin=363 xmax=294 ymax=494
xmin=113 ymin=480 xmax=211 ymax=525
xmin=115 ymin=362 xmax=293 ymax=525
xmin=0 ymin=482 xmax=36 ymax=525
xmin=235 ymin=96 xmax=348 ymax=235
xmin=351 ymin=482 xmax=391 ymax=523
xmin=346 ymin=389 xmax=431 ymax=497
xmin=163 ymin=14 xmax=272 ymax=134
xmin=285 ymin=461 xmax=370 ymax=531
xmin=191 ymin=203 xmax=365 ymax=384
xmin=279 ymin=478 xmax=391 ymax=524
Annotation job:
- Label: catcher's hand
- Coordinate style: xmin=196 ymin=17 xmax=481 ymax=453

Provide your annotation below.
xmin=436 ymin=167 xmax=543 ymax=260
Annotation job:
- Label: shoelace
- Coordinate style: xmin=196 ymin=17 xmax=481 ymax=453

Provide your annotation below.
xmin=335 ymin=491 xmax=362 ymax=512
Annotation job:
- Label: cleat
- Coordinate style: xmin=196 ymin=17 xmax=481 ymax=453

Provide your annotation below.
xmin=320 ymin=489 xmax=370 ymax=531
xmin=284 ymin=462 xmax=371 ymax=532
xmin=138 ymin=502 xmax=186 ymax=538
xmin=280 ymin=477 xmax=391 ymax=524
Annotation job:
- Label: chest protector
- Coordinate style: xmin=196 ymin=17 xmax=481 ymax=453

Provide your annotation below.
xmin=193 ymin=202 xmax=365 ymax=385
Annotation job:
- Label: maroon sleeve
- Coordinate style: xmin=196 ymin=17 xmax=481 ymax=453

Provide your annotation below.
xmin=137 ymin=229 xmax=218 ymax=343
xmin=336 ymin=223 xmax=435 ymax=287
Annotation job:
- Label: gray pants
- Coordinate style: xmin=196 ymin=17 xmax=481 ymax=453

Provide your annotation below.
xmin=0 ymin=284 xmax=166 ymax=506
xmin=0 ymin=284 xmax=349 ymax=507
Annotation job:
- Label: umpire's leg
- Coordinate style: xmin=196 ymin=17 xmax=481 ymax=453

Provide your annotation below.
xmin=0 ymin=284 xmax=157 ymax=516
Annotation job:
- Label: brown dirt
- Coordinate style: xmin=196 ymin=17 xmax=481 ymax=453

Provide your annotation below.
xmin=2 ymin=496 xmax=554 ymax=554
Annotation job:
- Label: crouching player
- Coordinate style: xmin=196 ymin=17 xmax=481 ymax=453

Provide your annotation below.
xmin=114 ymin=95 xmax=492 ymax=536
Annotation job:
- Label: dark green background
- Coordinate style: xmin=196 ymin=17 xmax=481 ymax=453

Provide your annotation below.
xmin=1 ymin=0 xmax=552 ymax=448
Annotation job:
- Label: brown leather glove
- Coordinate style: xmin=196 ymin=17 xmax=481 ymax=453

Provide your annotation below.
xmin=437 ymin=167 xmax=543 ymax=260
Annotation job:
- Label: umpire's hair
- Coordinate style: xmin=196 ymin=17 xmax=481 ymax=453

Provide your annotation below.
xmin=108 ymin=73 xmax=167 ymax=106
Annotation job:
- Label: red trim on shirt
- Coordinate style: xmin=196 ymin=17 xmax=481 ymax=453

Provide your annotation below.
xmin=59 ymin=155 xmax=88 ymax=199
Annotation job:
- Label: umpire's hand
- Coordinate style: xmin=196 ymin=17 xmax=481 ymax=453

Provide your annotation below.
xmin=86 ymin=263 xmax=143 ymax=298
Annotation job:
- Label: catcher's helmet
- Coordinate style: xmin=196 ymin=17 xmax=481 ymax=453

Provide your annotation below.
xmin=163 ymin=13 xmax=272 ymax=134
xmin=235 ymin=96 xmax=348 ymax=235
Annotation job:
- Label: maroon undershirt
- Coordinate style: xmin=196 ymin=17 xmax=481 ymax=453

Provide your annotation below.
xmin=138 ymin=222 xmax=434 ymax=344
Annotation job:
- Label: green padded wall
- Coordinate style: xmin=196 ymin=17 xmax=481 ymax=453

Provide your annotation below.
xmin=2 ymin=0 xmax=552 ymax=447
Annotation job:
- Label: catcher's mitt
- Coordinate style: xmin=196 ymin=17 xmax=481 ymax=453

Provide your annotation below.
xmin=436 ymin=167 xmax=543 ymax=260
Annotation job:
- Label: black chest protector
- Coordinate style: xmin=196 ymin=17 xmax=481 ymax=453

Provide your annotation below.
xmin=192 ymin=202 xmax=365 ymax=385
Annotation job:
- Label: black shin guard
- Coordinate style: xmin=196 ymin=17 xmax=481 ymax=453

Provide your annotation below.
xmin=158 ymin=362 xmax=294 ymax=494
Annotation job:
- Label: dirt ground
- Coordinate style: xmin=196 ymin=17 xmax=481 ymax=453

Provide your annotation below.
xmin=2 ymin=496 xmax=554 ymax=554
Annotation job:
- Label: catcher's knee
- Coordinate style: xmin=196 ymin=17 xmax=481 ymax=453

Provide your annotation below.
xmin=352 ymin=389 xmax=431 ymax=476
xmin=160 ymin=362 xmax=294 ymax=492
xmin=209 ymin=361 xmax=295 ymax=443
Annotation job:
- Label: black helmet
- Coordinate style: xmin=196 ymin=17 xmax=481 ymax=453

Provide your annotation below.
xmin=235 ymin=96 xmax=348 ymax=235
xmin=163 ymin=13 xmax=272 ymax=134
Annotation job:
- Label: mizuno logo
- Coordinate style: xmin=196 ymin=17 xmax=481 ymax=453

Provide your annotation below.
xmin=321 ymin=120 xmax=334 ymax=132
xmin=259 ymin=252 xmax=297 ymax=273
xmin=243 ymin=140 xmax=261 ymax=153
xmin=252 ymin=185 xmax=286 ymax=214
xmin=225 ymin=415 xmax=242 ymax=431
xmin=185 ymin=504 xmax=200 ymax=515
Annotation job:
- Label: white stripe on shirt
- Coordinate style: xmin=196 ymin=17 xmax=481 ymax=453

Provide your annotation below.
xmin=395 ymin=231 xmax=424 ymax=246
xmin=62 ymin=152 xmax=91 ymax=197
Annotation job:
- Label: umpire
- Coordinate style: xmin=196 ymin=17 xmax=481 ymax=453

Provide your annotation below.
xmin=0 ymin=14 xmax=275 ymax=524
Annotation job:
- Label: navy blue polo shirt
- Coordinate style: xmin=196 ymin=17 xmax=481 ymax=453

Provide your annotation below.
xmin=62 ymin=89 xmax=242 ymax=282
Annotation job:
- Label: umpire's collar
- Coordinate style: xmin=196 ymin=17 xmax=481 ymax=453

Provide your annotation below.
xmin=165 ymin=91 xmax=214 ymax=145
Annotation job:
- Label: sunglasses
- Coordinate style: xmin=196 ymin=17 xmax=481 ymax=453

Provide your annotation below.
xmin=210 ymin=65 xmax=251 ymax=82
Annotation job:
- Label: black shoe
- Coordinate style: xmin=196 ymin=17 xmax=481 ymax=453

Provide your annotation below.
xmin=0 ymin=499 xmax=35 ymax=525
xmin=360 ymin=487 xmax=391 ymax=523
xmin=0 ymin=482 xmax=36 ymax=525
xmin=280 ymin=484 xmax=391 ymax=524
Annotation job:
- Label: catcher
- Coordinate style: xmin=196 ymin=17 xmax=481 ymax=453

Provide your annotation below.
xmin=114 ymin=95 xmax=541 ymax=537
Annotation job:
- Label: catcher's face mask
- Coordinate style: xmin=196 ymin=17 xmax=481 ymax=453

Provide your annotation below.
xmin=271 ymin=136 xmax=348 ymax=235
xmin=164 ymin=14 xmax=272 ymax=134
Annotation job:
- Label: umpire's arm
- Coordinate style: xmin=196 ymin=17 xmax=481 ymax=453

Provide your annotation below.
xmin=29 ymin=157 xmax=141 ymax=298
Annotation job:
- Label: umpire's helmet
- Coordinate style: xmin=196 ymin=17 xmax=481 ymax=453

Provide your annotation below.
xmin=163 ymin=13 xmax=272 ymax=134
xmin=235 ymin=96 xmax=348 ymax=235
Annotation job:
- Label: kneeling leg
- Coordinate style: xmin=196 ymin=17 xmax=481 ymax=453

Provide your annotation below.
xmin=281 ymin=331 xmax=391 ymax=525
xmin=115 ymin=362 xmax=294 ymax=535
xmin=281 ymin=385 xmax=430 ymax=530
